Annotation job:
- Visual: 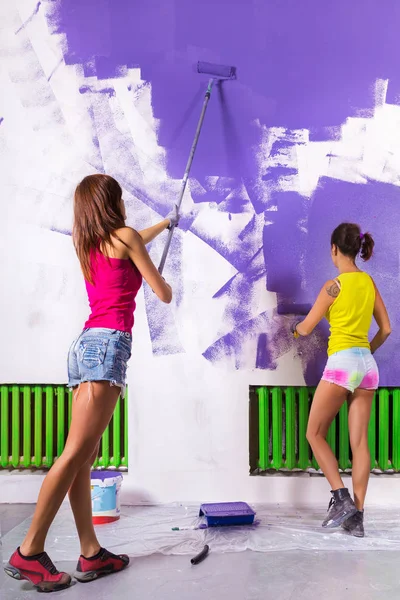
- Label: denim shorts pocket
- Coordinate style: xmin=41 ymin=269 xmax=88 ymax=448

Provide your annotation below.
xmin=117 ymin=334 xmax=132 ymax=361
xmin=78 ymin=337 xmax=110 ymax=369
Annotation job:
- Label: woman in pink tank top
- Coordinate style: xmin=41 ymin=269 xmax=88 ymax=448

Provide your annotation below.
xmin=5 ymin=175 xmax=179 ymax=592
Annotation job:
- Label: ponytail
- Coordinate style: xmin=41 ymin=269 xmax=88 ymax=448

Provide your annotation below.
xmin=360 ymin=232 xmax=374 ymax=261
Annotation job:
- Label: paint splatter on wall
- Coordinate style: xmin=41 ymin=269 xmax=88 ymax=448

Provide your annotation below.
xmin=1 ymin=0 xmax=400 ymax=385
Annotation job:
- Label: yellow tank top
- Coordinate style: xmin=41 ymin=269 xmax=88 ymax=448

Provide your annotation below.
xmin=326 ymin=272 xmax=375 ymax=356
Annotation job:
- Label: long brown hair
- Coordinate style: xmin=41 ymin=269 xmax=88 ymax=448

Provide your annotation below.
xmin=73 ymin=174 xmax=126 ymax=283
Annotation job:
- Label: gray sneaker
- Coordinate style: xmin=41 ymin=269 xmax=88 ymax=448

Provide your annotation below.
xmin=341 ymin=510 xmax=364 ymax=538
xmin=322 ymin=488 xmax=357 ymax=528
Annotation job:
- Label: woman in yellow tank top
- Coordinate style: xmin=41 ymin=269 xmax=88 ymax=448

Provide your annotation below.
xmin=293 ymin=223 xmax=391 ymax=537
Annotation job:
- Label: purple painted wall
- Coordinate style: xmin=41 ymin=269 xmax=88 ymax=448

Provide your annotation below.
xmin=52 ymin=0 xmax=400 ymax=384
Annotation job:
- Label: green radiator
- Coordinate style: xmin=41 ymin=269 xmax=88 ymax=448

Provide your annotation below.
xmin=252 ymin=386 xmax=400 ymax=473
xmin=0 ymin=385 xmax=128 ymax=470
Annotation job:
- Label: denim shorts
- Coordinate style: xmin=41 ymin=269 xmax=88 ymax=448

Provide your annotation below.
xmin=322 ymin=347 xmax=379 ymax=393
xmin=67 ymin=328 xmax=132 ymax=398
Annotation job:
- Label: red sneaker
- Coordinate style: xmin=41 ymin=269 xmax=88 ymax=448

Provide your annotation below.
xmin=74 ymin=547 xmax=129 ymax=583
xmin=4 ymin=547 xmax=72 ymax=593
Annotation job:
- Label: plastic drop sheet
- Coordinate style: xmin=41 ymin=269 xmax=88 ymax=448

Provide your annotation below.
xmin=4 ymin=504 xmax=400 ymax=562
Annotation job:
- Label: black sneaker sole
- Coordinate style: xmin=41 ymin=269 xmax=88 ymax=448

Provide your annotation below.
xmin=345 ymin=530 xmax=364 ymax=538
xmin=4 ymin=564 xmax=72 ymax=593
xmin=74 ymin=564 xmax=127 ymax=583
xmin=341 ymin=525 xmax=365 ymax=538
xmin=322 ymin=506 xmax=358 ymax=528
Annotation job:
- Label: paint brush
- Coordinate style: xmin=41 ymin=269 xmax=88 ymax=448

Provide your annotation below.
xmin=172 ymin=524 xmax=208 ymax=531
xmin=277 ymin=303 xmax=311 ymax=316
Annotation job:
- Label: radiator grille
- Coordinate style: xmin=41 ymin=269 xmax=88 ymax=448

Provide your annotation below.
xmin=252 ymin=386 xmax=400 ymax=473
xmin=0 ymin=385 xmax=128 ymax=470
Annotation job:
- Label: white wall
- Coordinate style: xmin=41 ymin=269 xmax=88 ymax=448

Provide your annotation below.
xmin=0 ymin=1 xmax=299 ymax=505
xmin=2 ymin=1 xmax=400 ymax=507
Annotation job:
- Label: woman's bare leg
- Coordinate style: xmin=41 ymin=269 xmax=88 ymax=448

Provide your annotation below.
xmin=68 ymin=443 xmax=101 ymax=558
xmin=20 ymin=382 xmax=120 ymax=556
xmin=348 ymin=388 xmax=374 ymax=510
xmin=306 ymin=380 xmax=349 ymax=490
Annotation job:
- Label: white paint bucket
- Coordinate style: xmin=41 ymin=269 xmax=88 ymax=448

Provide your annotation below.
xmin=90 ymin=471 xmax=123 ymax=524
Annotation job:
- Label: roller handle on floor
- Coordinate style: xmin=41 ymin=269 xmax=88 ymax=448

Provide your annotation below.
xmin=191 ymin=544 xmax=210 ymax=565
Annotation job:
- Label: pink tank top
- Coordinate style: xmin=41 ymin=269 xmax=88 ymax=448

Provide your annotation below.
xmin=84 ymin=250 xmax=143 ymax=333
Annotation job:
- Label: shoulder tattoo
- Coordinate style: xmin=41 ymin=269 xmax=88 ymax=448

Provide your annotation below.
xmin=326 ymin=281 xmax=340 ymax=298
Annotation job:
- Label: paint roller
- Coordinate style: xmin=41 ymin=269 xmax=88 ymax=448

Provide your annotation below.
xmin=158 ymin=61 xmax=237 ymax=274
xmin=277 ymin=303 xmax=312 ymax=338
xmin=277 ymin=303 xmax=312 ymax=316
xmin=197 ymin=62 xmax=236 ymax=79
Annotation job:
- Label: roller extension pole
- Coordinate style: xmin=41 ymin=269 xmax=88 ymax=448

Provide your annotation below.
xmin=158 ymin=78 xmax=214 ymax=274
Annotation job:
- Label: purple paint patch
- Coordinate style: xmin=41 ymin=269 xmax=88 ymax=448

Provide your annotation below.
xmin=203 ymin=311 xmax=291 ymax=371
xmin=298 ymin=324 xmax=328 ymax=385
xmin=47 ymin=57 xmax=63 ymax=82
xmin=50 ymin=226 xmax=71 ymax=236
xmin=256 ymin=333 xmax=274 ymax=370
xmin=52 ymin=1 xmax=400 ymax=181
xmin=86 ymin=103 xmax=105 ymax=172
xmin=263 ymin=191 xmax=308 ymax=298
xmin=262 ymin=167 xmax=298 ymax=181
xmin=79 ymin=85 xmax=116 ymax=97
xmin=143 ymin=285 xmax=184 ymax=357
xmin=309 ymin=126 xmax=342 ymax=142
xmin=15 ymin=1 xmax=41 ymax=34
xmin=47 ymin=1 xmax=400 ymax=384
xmin=216 ymin=247 xmax=265 ymax=296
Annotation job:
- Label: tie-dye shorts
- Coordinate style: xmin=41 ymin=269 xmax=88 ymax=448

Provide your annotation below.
xmin=322 ymin=347 xmax=379 ymax=393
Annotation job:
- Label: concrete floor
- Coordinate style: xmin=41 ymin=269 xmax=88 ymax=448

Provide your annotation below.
xmin=2 ymin=505 xmax=400 ymax=599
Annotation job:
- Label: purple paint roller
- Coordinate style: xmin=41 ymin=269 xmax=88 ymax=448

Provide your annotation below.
xmin=197 ymin=61 xmax=236 ymax=79
xmin=277 ymin=303 xmax=312 ymax=316
xmin=158 ymin=62 xmax=236 ymax=274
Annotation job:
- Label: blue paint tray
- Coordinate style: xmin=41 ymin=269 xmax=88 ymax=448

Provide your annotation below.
xmin=199 ymin=502 xmax=255 ymax=527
